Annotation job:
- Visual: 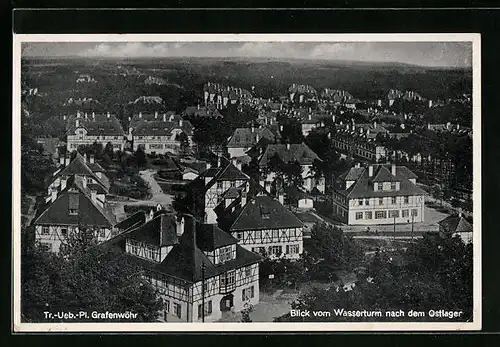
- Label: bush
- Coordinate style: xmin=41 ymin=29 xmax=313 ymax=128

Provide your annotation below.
xmin=110 ymin=172 xmax=151 ymax=200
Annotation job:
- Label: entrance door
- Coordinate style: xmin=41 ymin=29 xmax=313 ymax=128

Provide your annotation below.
xmin=220 ymin=294 xmax=234 ymax=312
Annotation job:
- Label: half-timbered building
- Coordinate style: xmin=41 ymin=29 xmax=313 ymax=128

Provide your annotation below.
xmin=217 ymin=194 xmax=304 ymax=260
xmin=32 ymin=174 xmax=117 ymax=253
xmin=103 ymin=212 xmax=261 ymax=322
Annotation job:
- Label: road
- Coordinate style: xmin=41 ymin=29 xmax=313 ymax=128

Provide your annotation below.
xmin=110 ymin=169 xmax=174 ymax=221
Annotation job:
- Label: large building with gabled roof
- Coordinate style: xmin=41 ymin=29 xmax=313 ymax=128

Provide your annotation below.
xmin=258 ymin=142 xmax=325 ymax=194
xmin=66 ymin=111 xmax=125 ymax=152
xmin=216 ymin=194 xmax=304 ymax=259
xmin=103 ymin=210 xmax=261 ymax=322
xmin=226 ymin=124 xmax=280 ymax=159
xmin=32 ymin=174 xmax=117 ymax=253
xmin=332 ymin=163 xmax=426 ymax=225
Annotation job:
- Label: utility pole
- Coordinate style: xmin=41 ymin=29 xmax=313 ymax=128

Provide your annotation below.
xmin=411 ymin=213 xmax=414 ymax=243
xmin=201 ymin=263 xmax=206 ymax=323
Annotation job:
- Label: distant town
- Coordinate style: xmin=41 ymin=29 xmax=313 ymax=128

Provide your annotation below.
xmin=20 ymin=54 xmax=473 ymax=324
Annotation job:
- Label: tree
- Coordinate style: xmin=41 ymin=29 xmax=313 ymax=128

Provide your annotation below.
xmin=176 ymin=131 xmax=190 ymax=156
xmin=135 ymin=146 xmax=147 ymax=168
xmin=21 ymin=227 xmax=164 ymax=322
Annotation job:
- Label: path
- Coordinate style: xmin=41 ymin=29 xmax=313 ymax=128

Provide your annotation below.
xmin=110 ymin=169 xmax=175 ymax=222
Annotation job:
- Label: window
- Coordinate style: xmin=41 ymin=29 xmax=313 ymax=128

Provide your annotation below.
xmin=391 ymin=197 xmax=397 ymax=205
xmin=230 ymin=181 xmax=236 ymax=187
xmin=217 ymin=181 xmax=223 ymax=189
xmin=174 ymin=303 xmax=182 ymax=318
xmin=242 ymin=286 xmax=255 ymax=301
xmin=255 ymin=230 xmax=261 ymax=241
xmin=389 ymin=210 xmax=400 ymax=218
xmin=198 ymin=300 xmax=213 ymax=319
xmin=377 ymin=183 xmax=383 ymax=191
xmin=69 ymin=208 xmax=78 ymax=215
xmin=270 ymin=245 xmax=282 ymax=257
xmin=365 ymin=199 xmax=370 ymax=206
xmin=219 ymin=246 xmax=233 ymax=263
xmin=42 ymin=226 xmax=50 ymax=235
xmin=245 ymin=267 xmax=252 ymax=277
xmin=378 ymin=198 xmax=384 ymax=205
xmin=364 ymin=211 xmax=372 ymax=219
xmin=220 ymin=270 xmax=236 ymax=290
xmin=411 ymin=209 xmax=418 ymax=217
xmin=39 ymin=242 xmax=52 ymax=252
xmin=355 ymin=212 xmax=363 ymax=220
xmin=402 ymin=209 xmax=409 ymax=218
xmin=165 ymin=300 xmax=170 ymax=313
xmin=61 ymin=228 xmax=68 ymax=237
xmin=390 ymin=182 xmax=396 ymax=191
xmin=404 ymin=196 xmax=409 ymax=204
xmin=286 ymin=244 xmax=300 ymax=255
xmin=358 ymin=199 xmax=363 ymax=206
xmin=375 ymin=211 xmax=387 ymax=219
xmin=236 ymin=232 xmax=243 ymax=241
xmin=99 ymin=228 xmax=106 ymax=238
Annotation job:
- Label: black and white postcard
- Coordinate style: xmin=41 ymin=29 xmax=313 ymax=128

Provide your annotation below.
xmin=12 ymin=34 xmax=481 ymax=332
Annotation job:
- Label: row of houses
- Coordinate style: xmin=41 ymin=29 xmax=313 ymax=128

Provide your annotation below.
xmin=65 ymin=111 xmax=195 ymax=155
xmin=203 ymin=82 xmax=253 ymax=109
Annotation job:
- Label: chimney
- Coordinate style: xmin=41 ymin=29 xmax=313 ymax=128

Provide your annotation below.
xmin=280 ymin=125 xmax=284 ymax=132
xmin=256 ymin=134 xmax=260 ymax=143
xmin=89 ymin=155 xmax=95 ymax=164
xmin=176 ymin=215 xmax=185 ymax=237
xmin=76 ymin=111 xmax=81 ymax=118
xmin=155 ymin=111 xmax=158 ymax=119
xmin=206 ymin=162 xmax=211 ymax=170
xmin=83 ymin=153 xmax=87 ymax=163
xmin=51 ymin=187 xmax=57 ymax=203
xmin=65 ymin=156 xmax=70 ymax=166
xmin=82 ymin=176 xmax=87 ymax=189
xmin=75 ymin=119 xmax=80 ymax=128
xmin=373 ymin=121 xmax=377 ymax=128
xmin=60 ymin=176 xmax=67 ymax=191
xmin=63 ymin=115 xmax=67 ymax=121
xmin=163 ymin=114 xmax=166 ymax=122
xmin=368 ymin=165 xmax=373 ymax=177
xmin=332 ymin=115 xmax=336 ymax=123
xmin=197 ymin=104 xmax=200 ymax=110
xmin=107 ymin=112 xmax=110 ymax=118
xmin=308 ymin=114 xmax=312 ymax=120
xmin=391 ymin=164 xmax=396 ymax=176
xmin=92 ymin=112 xmax=95 ymax=119
xmin=286 ymin=143 xmax=290 ymax=150
xmin=91 ymin=190 xmax=97 ymax=203
xmin=458 ymin=212 xmax=463 ymax=218
xmin=179 ymin=120 xmax=183 ymax=127
xmin=217 ymin=156 xmax=221 ymax=168
xmin=59 ymin=156 xmax=65 ymax=166
xmin=139 ymin=112 xmax=142 ymax=118
xmin=241 ymin=190 xmax=247 ymax=206
xmin=278 ymin=191 xmax=284 ymax=205
xmin=251 ymin=125 xmax=255 ymax=133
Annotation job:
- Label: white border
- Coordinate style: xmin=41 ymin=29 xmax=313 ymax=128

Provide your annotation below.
xmin=12 ymin=33 xmax=481 ymax=332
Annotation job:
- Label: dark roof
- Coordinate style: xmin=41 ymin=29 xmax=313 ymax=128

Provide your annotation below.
xmin=104 ymin=216 xmax=261 ymax=283
xmin=66 ymin=113 xmax=124 ymax=136
xmin=226 ymin=195 xmax=303 ymax=231
xmin=438 ymin=215 xmax=473 ymax=234
xmin=216 ymin=163 xmax=250 ymax=181
xmin=227 ymin=127 xmax=278 ymax=148
xmin=336 ymin=164 xmax=426 ymax=199
xmin=258 ymin=143 xmax=321 ymax=166
xmin=33 ymin=176 xmax=116 ymax=227
xmin=115 ymin=211 xmax=146 ymax=231
xmin=51 ymin=153 xmax=109 ymax=191
xmin=127 ymin=212 xmax=179 ymax=247
xmin=196 ymin=223 xmax=238 ymax=251
xmin=183 ymin=105 xmax=223 ymax=119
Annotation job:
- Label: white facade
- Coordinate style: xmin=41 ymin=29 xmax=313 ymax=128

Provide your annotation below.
xmin=234 ymin=227 xmax=303 ymax=260
xmin=34 ymin=224 xmax=113 ymax=253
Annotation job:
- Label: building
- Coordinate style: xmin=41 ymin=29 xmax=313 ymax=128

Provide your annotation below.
xmin=66 ymin=111 xmax=125 ymax=152
xmin=191 ymin=158 xmax=251 ymax=224
xmin=203 ymin=82 xmax=253 ymax=109
xmin=331 ymin=121 xmax=388 ymax=162
xmin=104 ymin=211 xmax=261 ymax=322
xmin=332 ymin=163 xmax=426 ymax=225
xmin=182 ymin=105 xmax=223 ymax=120
xmin=438 ymin=213 xmax=473 ymax=244
xmin=288 ymin=83 xmax=317 ymax=103
xmin=226 ymin=125 xmax=280 ymax=158
xmin=32 ymin=174 xmax=117 ymax=253
xmin=47 ymin=152 xmax=110 ymax=202
xmin=258 ymin=143 xmax=325 ymax=194
xmin=128 ymin=112 xmax=194 ymax=155
xmin=216 ymin=193 xmax=304 ymax=260
xmin=320 ymin=89 xmax=354 ymax=104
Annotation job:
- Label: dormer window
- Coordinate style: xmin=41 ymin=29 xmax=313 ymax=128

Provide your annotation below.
xmin=260 ymin=206 xmax=270 ymax=219
xmin=390 ymin=182 xmax=397 ymax=191
xmin=217 ymin=245 xmax=236 ymax=264
xmin=377 ymin=183 xmax=383 ymax=191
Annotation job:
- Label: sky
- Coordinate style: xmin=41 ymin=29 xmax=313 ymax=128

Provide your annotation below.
xmin=21 ymin=41 xmax=473 ymax=68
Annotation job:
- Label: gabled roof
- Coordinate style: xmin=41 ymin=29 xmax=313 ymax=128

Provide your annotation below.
xmin=50 ymin=153 xmax=110 ymax=191
xmin=127 ymin=212 xmax=179 ymax=247
xmin=227 ymin=127 xmax=278 ymax=148
xmin=258 ymin=143 xmax=321 ymax=167
xmin=438 ymin=215 xmax=473 ymax=234
xmin=33 ymin=176 xmax=116 ymax=227
xmin=336 ymin=164 xmax=426 ymax=199
xmin=215 ymin=163 xmax=250 ymax=181
xmin=226 ymin=195 xmax=303 ymax=231
xmin=196 ymin=223 xmax=238 ymax=251
xmin=115 ymin=211 xmax=146 ymax=231
xmin=66 ymin=113 xmax=124 ymax=136
xmin=182 ymin=105 xmax=223 ymax=119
